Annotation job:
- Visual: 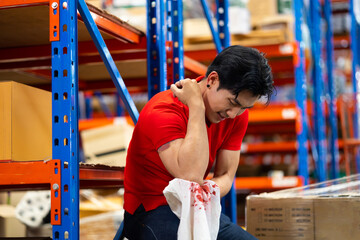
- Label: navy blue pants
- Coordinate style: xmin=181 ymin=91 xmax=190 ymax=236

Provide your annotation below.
xmin=123 ymin=205 xmax=258 ymax=240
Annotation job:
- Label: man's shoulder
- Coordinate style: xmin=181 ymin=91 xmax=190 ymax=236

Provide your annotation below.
xmin=141 ymin=90 xmax=187 ymax=118
xmin=147 ymin=90 xmax=186 ymax=109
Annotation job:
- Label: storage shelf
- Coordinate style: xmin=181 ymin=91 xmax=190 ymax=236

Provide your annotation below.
xmin=0 ymin=161 xmax=124 ymax=191
xmin=184 ymin=42 xmax=297 ymax=86
xmin=0 ymin=160 xmax=304 ymax=192
xmin=0 ymin=3 xmax=147 ymax=88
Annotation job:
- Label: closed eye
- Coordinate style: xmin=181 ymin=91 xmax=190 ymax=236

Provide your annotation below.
xmin=229 ymin=99 xmax=238 ymax=107
xmin=229 ymin=99 xmax=253 ymax=110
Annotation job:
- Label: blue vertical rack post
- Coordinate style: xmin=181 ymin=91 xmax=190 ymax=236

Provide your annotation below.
xmin=350 ymin=0 xmax=360 ymax=172
xmin=116 ymin=93 xmax=125 ymax=116
xmin=200 ymin=0 xmax=223 ymax=53
xmin=170 ymin=0 xmax=184 ymax=83
xmin=216 ymin=0 xmax=230 ymax=48
xmin=85 ymin=93 xmax=93 ymax=119
xmin=309 ymin=0 xmax=327 ymax=182
xmin=324 ymin=0 xmax=340 ymax=179
xmin=165 ymin=0 xmax=184 ymax=86
xmin=52 ymin=0 xmax=80 ymax=238
xmin=147 ymin=0 xmax=167 ymax=98
xmin=52 ymin=0 xmax=142 ymax=238
xmin=166 ymin=0 xmax=174 ymax=88
xmin=294 ymin=0 xmax=309 ymax=184
xmin=215 ymin=0 xmax=237 ymax=224
xmin=94 ymin=91 xmax=113 ymax=118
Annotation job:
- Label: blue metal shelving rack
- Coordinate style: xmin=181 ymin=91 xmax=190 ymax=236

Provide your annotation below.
xmin=51 ymin=0 xmax=141 ymax=238
xmin=51 ymin=0 xmax=80 ymax=237
xmin=214 ymin=0 xmax=238 ymax=224
xmin=309 ymin=0 xmax=327 ymax=182
xmin=350 ymin=0 xmax=360 ymax=172
xmin=147 ymin=0 xmax=167 ymax=98
xmin=165 ymin=0 xmax=185 ymax=84
xmin=294 ymin=0 xmax=309 ymax=184
xmin=324 ymin=0 xmax=340 ymax=179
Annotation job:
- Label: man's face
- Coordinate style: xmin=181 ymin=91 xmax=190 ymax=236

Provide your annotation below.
xmin=204 ymin=81 xmax=259 ymax=124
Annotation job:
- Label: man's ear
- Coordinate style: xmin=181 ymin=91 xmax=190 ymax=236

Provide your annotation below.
xmin=207 ymin=71 xmax=219 ymax=86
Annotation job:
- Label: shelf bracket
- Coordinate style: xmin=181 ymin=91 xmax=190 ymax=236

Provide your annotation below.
xmin=49 ymin=0 xmax=60 ymax=41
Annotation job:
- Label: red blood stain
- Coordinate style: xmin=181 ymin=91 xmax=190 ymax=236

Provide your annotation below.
xmin=189 ymin=181 xmax=218 ymax=211
xmin=196 ymin=194 xmax=204 ymax=202
xmin=202 ymin=185 xmax=210 ymax=193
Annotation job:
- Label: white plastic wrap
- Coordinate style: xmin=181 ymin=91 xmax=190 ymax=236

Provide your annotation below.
xmin=15 ymin=191 xmax=51 ymax=228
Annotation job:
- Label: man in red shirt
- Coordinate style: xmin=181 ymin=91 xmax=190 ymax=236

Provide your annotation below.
xmin=123 ymin=45 xmax=274 ymax=239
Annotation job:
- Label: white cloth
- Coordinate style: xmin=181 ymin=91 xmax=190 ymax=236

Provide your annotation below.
xmin=163 ymin=178 xmax=221 ymax=240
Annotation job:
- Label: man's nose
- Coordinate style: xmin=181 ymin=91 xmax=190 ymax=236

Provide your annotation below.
xmin=226 ymin=108 xmax=241 ymax=119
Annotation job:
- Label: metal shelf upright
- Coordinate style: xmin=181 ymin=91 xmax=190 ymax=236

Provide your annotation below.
xmin=51 ymin=0 xmax=80 ymax=238
xmin=214 ymin=0 xmax=238 ymax=224
xmin=350 ymin=0 xmax=360 ymax=172
xmin=324 ymin=0 xmax=340 ymax=179
xmin=147 ymin=0 xmax=166 ymax=98
xmin=309 ymin=0 xmax=327 ymax=182
xmin=54 ymin=0 xmax=140 ymax=237
xmin=294 ymin=0 xmax=310 ymax=184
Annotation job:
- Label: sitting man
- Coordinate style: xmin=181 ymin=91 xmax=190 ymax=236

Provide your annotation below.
xmin=123 ymin=45 xmax=274 ymax=239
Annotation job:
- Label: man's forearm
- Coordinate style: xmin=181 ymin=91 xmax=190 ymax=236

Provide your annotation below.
xmin=211 ymin=174 xmax=234 ymax=197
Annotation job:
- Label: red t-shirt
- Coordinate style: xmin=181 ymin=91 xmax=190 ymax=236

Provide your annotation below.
xmin=124 ymin=81 xmax=249 ymax=214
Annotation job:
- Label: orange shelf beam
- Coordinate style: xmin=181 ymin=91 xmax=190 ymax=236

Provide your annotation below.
xmin=248 ymin=107 xmax=299 ymax=123
xmin=235 ymin=176 xmax=304 ymax=190
xmin=77 ymin=5 xmax=144 ymax=44
xmin=184 ymin=56 xmax=207 ymax=76
xmin=79 ymin=116 xmax=134 ymax=131
xmin=0 ymin=0 xmax=47 ymax=8
xmin=184 ymin=42 xmax=296 ymax=62
xmin=79 ymin=164 xmax=124 ymax=189
xmin=241 ymin=139 xmax=350 ymax=155
xmin=0 ymin=161 xmax=125 ymax=190
xmin=242 ymin=141 xmax=298 ymax=153
xmin=79 ymin=118 xmax=115 ymax=131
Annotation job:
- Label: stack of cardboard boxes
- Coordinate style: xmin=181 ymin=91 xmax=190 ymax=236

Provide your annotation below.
xmin=0 ymin=81 xmax=52 ymax=162
xmin=183 ymin=0 xmax=294 ymax=47
xmin=246 ymin=175 xmax=360 ymax=240
xmin=0 ymin=81 xmax=52 ymax=237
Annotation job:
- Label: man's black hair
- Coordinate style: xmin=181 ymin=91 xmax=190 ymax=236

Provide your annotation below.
xmin=206 ymin=45 xmax=274 ymax=104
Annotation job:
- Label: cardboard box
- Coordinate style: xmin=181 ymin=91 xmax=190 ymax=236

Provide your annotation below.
xmin=80 ymin=117 xmax=133 ymax=166
xmin=86 ymin=0 xmax=102 ymax=9
xmin=26 ymin=224 xmax=52 ymax=238
xmin=246 ymin=196 xmax=360 ymax=240
xmin=80 ymin=211 xmax=123 ymax=240
xmin=247 ymin=0 xmax=278 ymax=27
xmin=0 ymin=205 xmax=26 ymax=237
xmin=254 ymin=14 xmax=294 ymax=43
xmin=0 ymin=81 xmax=51 ymax=161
